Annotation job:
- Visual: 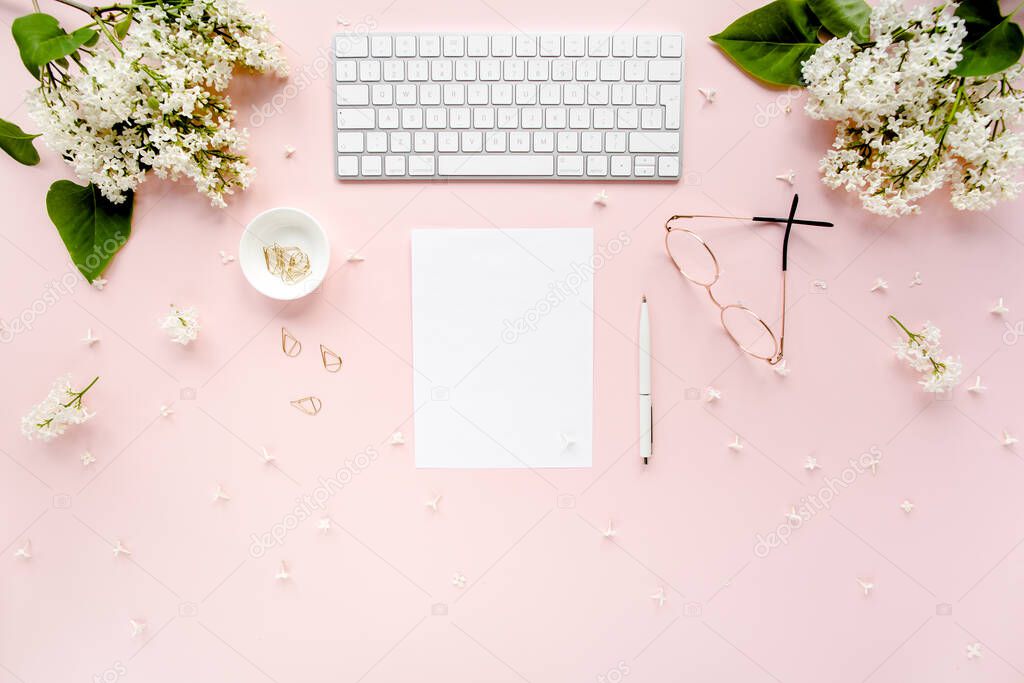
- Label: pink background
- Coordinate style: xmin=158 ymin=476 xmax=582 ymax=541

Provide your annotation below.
xmin=2 ymin=0 xmax=1024 ymax=681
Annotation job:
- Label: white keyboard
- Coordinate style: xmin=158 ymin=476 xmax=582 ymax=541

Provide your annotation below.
xmin=333 ymin=32 xmax=685 ymax=180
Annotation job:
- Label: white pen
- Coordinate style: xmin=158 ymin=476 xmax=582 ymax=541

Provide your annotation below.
xmin=639 ymin=295 xmax=653 ymax=465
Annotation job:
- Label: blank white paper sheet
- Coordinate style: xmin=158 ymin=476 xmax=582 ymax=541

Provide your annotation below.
xmin=411 ymin=228 xmax=594 ymax=469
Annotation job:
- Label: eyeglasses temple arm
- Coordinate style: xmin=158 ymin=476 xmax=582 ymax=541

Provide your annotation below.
xmin=752 ymin=216 xmax=834 ymax=227
xmin=773 ymin=194 xmax=800 ymax=364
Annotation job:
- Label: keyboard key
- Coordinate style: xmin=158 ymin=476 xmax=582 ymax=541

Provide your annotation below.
xmin=576 ymin=59 xmax=598 ymax=81
xmin=624 ymin=60 xmax=646 ymax=81
xmin=509 ymin=131 xmax=531 ymax=151
xmin=455 ymin=59 xmax=477 ymax=80
xmin=462 ymin=131 xmax=483 ymax=151
xmin=636 ymin=35 xmax=659 ymax=57
xmin=337 ymin=155 xmax=359 ymax=175
xmin=359 ymin=60 xmax=381 ymax=81
xmin=443 ymin=84 xmax=465 ymax=104
xmin=612 ymin=34 xmax=633 ymax=57
xmin=420 ymin=84 xmax=441 ymax=104
xmin=337 ymin=132 xmax=365 ymax=152
xmin=628 ymin=131 xmax=679 ymax=153
xmin=362 ymin=155 xmax=382 ymax=175
xmin=382 ymin=60 xmax=405 ymax=81
xmin=438 ymin=155 xmax=553 ymax=176
xmin=587 ymin=83 xmax=609 ymax=105
xmin=586 ymin=155 xmax=608 ymax=175
xmin=648 ymin=60 xmax=682 ymax=81
xmin=569 ymin=108 xmax=591 ymax=129
xmin=660 ymin=84 xmax=681 ymax=128
xmin=337 ymin=84 xmax=369 ymax=106
xmin=564 ymin=35 xmax=585 ymax=56
xmin=599 ymin=59 xmax=622 ymax=81
xmin=503 ymin=59 xmax=525 ymax=81
xmin=443 ymin=35 xmax=465 ymax=56
xmin=515 ymin=83 xmax=537 ymax=105
xmin=408 ymin=155 xmax=436 ymax=175
xmin=485 ymin=131 xmax=506 ymax=152
xmin=371 ymin=84 xmax=393 ymax=105
xmin=491 ymin=35 xmax=513 ymax=56
xmin=390 ymin=132 xmax=411 ymax=152
xmin=634 ymin=157 xmax=656 ymax=177
xmin=551 ymin=60 xmax=573 ymax=81
xmin=610 ymin=155 xmax=632 ymax=176
xmin=557 ymin=155 xmax=584 ymax=175
xmin=617 ymin=108 xmax=638 ymax=128
xmin=335 ymin=60 xmax=357 ymax=82
xmin=401 ymin=108 xmax=423 ymax=128
xmin=491 ymin=83 xmax=513 ymax=105
xmin=378 ymin=108 xmax=399 ymax=129
xmin=438 ymin=132 xmax=459 ymax=151
xmin=497 ymin=107 xmax=519 ymax=128
xmin=370 ymin=35 xmax=392 ymax=56
xmin=635 ymin=84 xmax=657 ymax=105
xmin=521 ymin=108 xmax=543 ymax=129
xmin=395 ymin=84 xmax=416 ymax=104
xmin=563 ymin=84 xmax=585 ymax=105
xmin=515 ymin=35 xmax=537 ymax=56
xmin=473 ymin=108 xmax=494 ymax=128
xmin=395 ymin=35 xmax=416 ymax=56
xmin=533 ymin=131 xmax=554 ymax=151
xmin=660 ymin=35 xmax=683 ymax=57
xmin=425 ymin=108 xmax=447 ymax=128
xmin=588 ymin=34 xmax=611 ymax=57
xmin=581 ymin=132 xmax=602 ymax=152
xmin=606 ymin=132 xmax=626 ymax=152
xmin=640 ymin=107 xmax=663 ymax=129
xmin=414 ymin=132 xmax=435 ymax=152
xmin=545 ymin=108 xmax=566 ymax=128
xmin=612 ymin=83 xmax=633 ymax=105
xmin=366 ymin=131 xmax=388 ymax=152
xmin=527 ymin=59 xmax=549 ymax=81
xmin=336 ymin=35 xmax=368 ymax=57
xmin=593 ymin=107 xmax=615 ymax=129
xmin=658 ymin=155 xmax=680 ymax=177
xmin=449 ymin=108 xmax=471 ymax=128
xmin=384 ymin=155 xmax=406 ymax=175
xmin=467 ymin=83 xmax=489 ymax=104
xmin=419 ymin=35 xmax=441 ymax=56
xmin=539 ymin=35 xmax=561 ymax=56
xmin=557 ymin=131 xmax=578 ymax=152
xmin=479 ymin=60 xmax=501 ymax=81
xmin=467 ymin=35 xmax=489 ymax=56
xmin=337 ymin=108 xmax=374 ymax=129
xmin=407 ymin=60 xmax=429 ymax=81
xmin=431 ymin=59 xmax=453 ymax=81
xmin=539 ymin=83 xmax=560 ymax=104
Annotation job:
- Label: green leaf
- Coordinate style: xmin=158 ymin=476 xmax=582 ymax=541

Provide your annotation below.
xmin=808 ymin=0 xmax=872 ymax=43
xmin=952 ymin=0 xmax=1024 ymax=76
xmin=11 ymin=13 xmax=97 ymax=79
xmin=46 ymin=181 xmax=132 ymax=282
xmin=114 ymin=14 xmax=133 ymax=40
xmin=0 ymin=117 xmax=40 ymax=166
xmin=710 ymin=0 xmax=822 ymax=87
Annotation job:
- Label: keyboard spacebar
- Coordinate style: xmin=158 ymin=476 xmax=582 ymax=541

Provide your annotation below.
xmin=438 ymin=155 xmax=554 ymax=176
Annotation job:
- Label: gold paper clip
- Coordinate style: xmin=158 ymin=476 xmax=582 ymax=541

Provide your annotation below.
xmin=281 ymin=327 xmax=302 ymax=357
xmin=290 ymin=396 xmax=322 ymax=416
xmin=320 ymin=344 xmax=343 ymax=372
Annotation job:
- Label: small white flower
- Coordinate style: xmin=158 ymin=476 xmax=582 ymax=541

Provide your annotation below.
xmin=705 ymin=387 xmax=722 ymax=402
xmin=900 ymin=500 xmax=915 ymax=513
xmin=857 ymin=578 xmax=874 ymax=596
xmin=870 ymin=277 xmax=888 ymax=292
xmin=451 ymin=572 xmax=467 ymax=588
xmin=346 ymin=249 xmax=366 ymax=262
xmin=275 ymin=561 xmax=290 ymax=581
xmin=284 ymin=145 xmax=296 ymax=157
xmin=775 ymin=170 xmax=796 ymax=185
xmin=425 ymin=494 xmax=442 ymax=512
xmin=219 ymin=250 xmax=235 ymax=265
xmin=909 ymin=272 xmax=923 ymax=288
xmin=129 ymin=619 xmax=147 ymax=638
xmin=990 ymin=298 xmax=1009 ymax=316
xmin=388 ymin=431 xmax=405 ymax=445
xmin=698 ymin=87 xmax=716 ymax=103
xmin=890 ymin=316 xmax=961 ymax=394
xmin=649 ymin=587 xmax=667 ymax=607
xmin=966 ymin=377 xmax=986 ymax=394
xmin=13 ymin=540 xmax=32 ymax=560
xmin=91 ymin=278 xmax=108 ymax=291
xmin=317 ymin=517 xmax=331 ymax=533
xmin=260 ymin=447 xmax=275 ymax=464
xmin=803 ymin=456 xmax=820 ymax=471
xmin=602 ymin=520 xmax=616 ymax=538
xmin=159 ymin=305 xmax=200 ymax=346
xmin=81 ymin=450 xmax=96 ymax=466
xmin=21 ymin=375 xmax=98 ymax=441
xmin=727 ymin=435 xmax=744 ymax=451
xmin=773 ymin=359 xmax=791 ymax=376
xmin=594 ymin=189 xmax=609 ymax=205
xmin=1002 ymin=430 xmax=1018 ymax=447
xmin=112 ymin=539 xmax=131 ymax=557
xmin=966 ymin=642 xmax=983 ymax=660
xmin=212 ymin=484 xmax=231 ymax=502
xmin=81 ymin=328 xmax=100 ymax=346
xmin=159 ymin=405 xmax=174 ymax=418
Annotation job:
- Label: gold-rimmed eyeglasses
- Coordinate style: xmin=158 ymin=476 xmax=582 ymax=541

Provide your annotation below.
xmin=664 ymin=194 xmax=833 ymax=365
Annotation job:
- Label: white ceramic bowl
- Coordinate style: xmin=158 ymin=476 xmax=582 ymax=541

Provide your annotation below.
xmin=239 ymin=207 xmax=330 ymax=300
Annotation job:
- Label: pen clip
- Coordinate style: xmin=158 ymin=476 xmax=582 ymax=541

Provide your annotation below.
xmin=649 ymin=402 xmax=654 ymax=456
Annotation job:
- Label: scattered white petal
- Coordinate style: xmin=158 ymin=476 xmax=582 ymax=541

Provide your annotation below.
xmin=900 ymin=499 xmax=915 ymax=513
xmin=388 ymin=431 xmax=405 ymax=445
xmin=966 ymin=642 xmax=983 ymax=660
xmin=775 ymin=170 xmax=796 ymax=185
xmin=697 ymin=87 xmax=716 ymax=103
xmin=346 ymin=249 xmax=366 ymax=262
xmin=219 ymin=250 xmax=235 ymax=265
xmin=212 ymin=485 xmax=231 ymax=502
xmin=91 ymin=277 xmax=108 ymax=291
xmin=866 ymin=454 xmax=881 ymax=475
xmin=870 ymin=277 xmax=889 ymax=292
xmin=275 ymin=560 xmax=290 ymax=581
xmin=594 ymin=189 xmax=609 ymax=206
xmin=803 ymin=456 xmax=820 ymax=471
xmin=336 ymin=16 xmax=350 ymax=25
xmin=909 ymin=272 xmax=923 ymax=287
xmin=705 ymin=387 xmax=722 ymax=402
xmin=13 ymin=539 xmax=31 ymax=560
xmin=425 ymin=494 xmax=442 ymax=512
xmin=129 ymin=619 xmax=147 ymax=638
xmin=283 ymin=145 xmax=296 ymax=157
xmin=317 ymin=517 xmax=331 ymax=534
xmin=112 ymin=539 xmax=132 ymax=557
xmin=81 ymin=450 xmax=96 ymax=466
xmin=559 ymin=432 xmax=577 ymax=451
xmin=260 ymin=447 xmax=276 ymax=464
xmin=159 ymin=405 xmax=174 ymax=418
xmin=602 ymin=520 xmax=616 ymax=538
xmin=785 ymin=506 xmax=802 ymax=523
xmin=649 ymin=587 xmax=667 ymax=607
xmin=727 ymin=435 xmax=744 ymax=451
xmin=451 ymin=572 xmax=467 ymax=588
xmin=81 ymin=328 xmax=100 ymax=346
xmin=1001 ymin=430 xmax=1018 ymax=447
xmin=857 ymin=578 xmax=875 ymax=596
xmin=773 ymin=360 xmax=791 ymax=376
xmin=966 ymin=376 xmax=986 ymax=394
xmin=990 ymin=298 xmax=1009 ymax=316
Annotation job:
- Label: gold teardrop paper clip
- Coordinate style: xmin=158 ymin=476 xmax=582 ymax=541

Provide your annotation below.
xmin=281 ymin=327 xmax=302 ymax=357
xmin=320 ymin=344 xmax=343 ymax=372
xmin=290 ymin=396 xmax=322 ymax=416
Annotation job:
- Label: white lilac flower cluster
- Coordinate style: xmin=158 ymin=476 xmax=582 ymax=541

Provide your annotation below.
xmin=160 ymin=305 xmax=201 ymax=345
xmin=27 ymin=0 xmax=288 ymax=207
xmin=21 ymin=375 xmax=98 ymax=441
xmin=890 ymin=316 xmax=962 ymax=393
xmin=801 ymin=0 xmax=1024 ymax=216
